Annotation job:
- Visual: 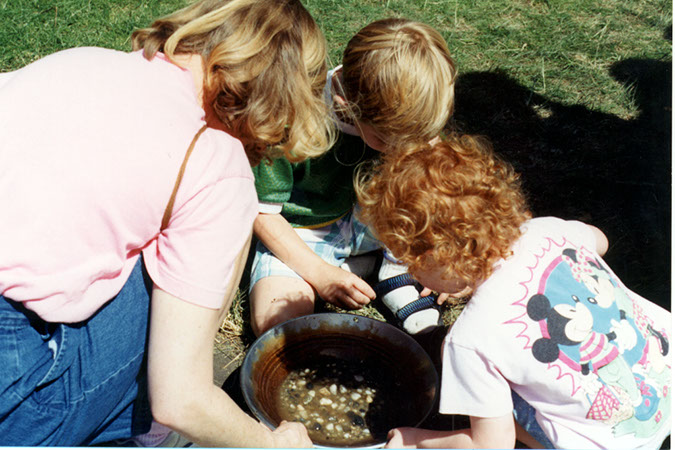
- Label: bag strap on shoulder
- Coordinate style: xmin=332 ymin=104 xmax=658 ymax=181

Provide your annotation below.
xmin=161 ymin=124 xmax=208 ymax=231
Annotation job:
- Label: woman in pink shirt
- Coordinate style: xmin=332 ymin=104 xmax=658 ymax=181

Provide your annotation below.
xmin=0 ymin=0 xmax=334 ymax=446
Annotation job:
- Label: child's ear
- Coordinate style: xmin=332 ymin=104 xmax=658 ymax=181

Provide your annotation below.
xmin=333 ymin=93 xmax=348 ymax=107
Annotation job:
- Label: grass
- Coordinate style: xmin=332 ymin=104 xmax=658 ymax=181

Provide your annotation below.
xmin=2 ymin=0 xmax=670 ymax=119
xmin=1 ymin=0 xmax=670 ymax=353
xmin=310 ymin=0 xmax=671 ymax=119
xmin=0 ymin=0 xmax=182 ymax=69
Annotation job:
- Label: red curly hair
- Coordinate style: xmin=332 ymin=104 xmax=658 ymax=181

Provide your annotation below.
xmin=356 ymin=135 xmax=531 ymax=288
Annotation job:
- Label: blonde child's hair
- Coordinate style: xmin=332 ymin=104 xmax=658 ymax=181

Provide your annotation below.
xmin=131 ymin=0 xmax=335 ymax=165
xmin=340 ymin=18 xmax=456 ymax=151
xmin=356 ymin=135 xmax=531 ymax=288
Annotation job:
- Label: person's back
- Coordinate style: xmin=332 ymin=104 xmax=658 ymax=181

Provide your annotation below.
xmin=0 ymin=47 xmax=254 ymax=322
xmin=249 ymin=18 xmax=457 ymax=336
xmin=445 ymin=216 xmax=671 ymax=448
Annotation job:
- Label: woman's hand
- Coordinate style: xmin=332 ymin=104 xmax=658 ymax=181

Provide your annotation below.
xmin=309 ymin=262 xmax=375 ymax=309
xmin=270 ymin=421 xmax=313 ymax=448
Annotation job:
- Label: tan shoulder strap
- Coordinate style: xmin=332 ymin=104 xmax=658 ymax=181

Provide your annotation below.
xmin=161 ymin=124 xmax=208 ymax=231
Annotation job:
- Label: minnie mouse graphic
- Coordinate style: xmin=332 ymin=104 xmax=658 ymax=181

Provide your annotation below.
xmin=525 ymin=246 xmax=670 ymax=437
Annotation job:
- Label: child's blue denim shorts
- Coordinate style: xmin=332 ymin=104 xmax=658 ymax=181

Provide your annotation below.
xmin=0 ymin=257 xmax=153 ymax=446
xmin=249 ymin=207 xmax=382 ymax=291
xmin=512 ymin=391 xmax=555 ymax=449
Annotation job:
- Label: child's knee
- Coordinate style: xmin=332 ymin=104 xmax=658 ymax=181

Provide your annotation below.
xmin=249 ymin=278 xmax=315 ymax=336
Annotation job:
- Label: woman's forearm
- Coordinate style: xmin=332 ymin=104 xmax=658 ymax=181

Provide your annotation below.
xmin=146 ymin=237 xmax=310 ymax=447
xmin=161 ymin=383 xmax=275 ymax=447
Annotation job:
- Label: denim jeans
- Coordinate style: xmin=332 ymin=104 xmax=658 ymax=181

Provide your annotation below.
xmin=0 ymin=257 xmax=153 ymax=445
xmin=512 ymin=391 xmax=555 ymax=449
xmin=250 ymin=206 xmax=382 ymax=289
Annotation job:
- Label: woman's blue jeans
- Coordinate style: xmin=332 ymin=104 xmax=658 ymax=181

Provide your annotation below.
xmin=512 ymin=391 xmax=555 ymax=449
xmin=0 ymin=257 xmax=153 ymax=445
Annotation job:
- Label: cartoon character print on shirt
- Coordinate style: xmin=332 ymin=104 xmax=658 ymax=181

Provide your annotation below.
xmin=524 ymin=245 xmax=670 ymax=438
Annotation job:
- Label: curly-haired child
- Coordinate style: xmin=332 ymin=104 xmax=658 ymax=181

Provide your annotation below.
xmin=249 ymin=18 xmax=457 ymax=336
xmin=356 ymin=136 xmax=671 ymax=449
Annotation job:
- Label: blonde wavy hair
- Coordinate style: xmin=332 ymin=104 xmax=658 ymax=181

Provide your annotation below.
xmin=356 ymin=135 xmax=531 ymax=288
xmin=339 ymin=18 xmax=456 ymax=151
xmin=131 ymin=0 xmax=335 ymax=165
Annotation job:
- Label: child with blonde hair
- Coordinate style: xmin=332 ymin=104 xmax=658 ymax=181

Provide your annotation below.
xmin=250 ymin=18 xmax=457 ymax=336
xmin=356 ymin=136 xmax=671 ymax=449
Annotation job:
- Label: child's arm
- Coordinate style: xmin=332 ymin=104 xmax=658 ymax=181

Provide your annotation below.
xmin=385 ymin=414 xmax=516 ymax=449
xmin=254 ymin=212 xmax=376 ymax=308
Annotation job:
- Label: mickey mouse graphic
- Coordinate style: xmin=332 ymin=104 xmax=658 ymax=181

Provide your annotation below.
xmin=527 ymin=292 xmax=641 ymax=407
xmin=519 ymin=244 xmax=671 ymax=436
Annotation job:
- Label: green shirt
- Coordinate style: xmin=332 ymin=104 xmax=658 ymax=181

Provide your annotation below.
xmin=253 ymin=132 xmax=378 ymax=228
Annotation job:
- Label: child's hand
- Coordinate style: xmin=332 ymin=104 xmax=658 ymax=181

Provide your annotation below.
xmin=310 ymin=263 xmax=376 ymax=309
xmin=420 ymin=287 xmax=450 ymax=305
xmin=385 ymin=427 xmax=419 ymax=448
xmin=420 ymin=286 xmax=472 ymax=305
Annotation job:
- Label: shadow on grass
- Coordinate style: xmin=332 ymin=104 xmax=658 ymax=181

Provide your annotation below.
xmin=450 ymin=57 xmax=671 ymax=311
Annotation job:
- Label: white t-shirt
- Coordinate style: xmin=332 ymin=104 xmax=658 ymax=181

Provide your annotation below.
xmin=0 ymin=48 xmax=257 ymax=322
xmin=440 ymin=217 xmax=671 ymax=449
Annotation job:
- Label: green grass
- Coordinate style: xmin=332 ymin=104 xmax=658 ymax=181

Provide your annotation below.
xmin=2 ymin=0 xmax=670 ymax=119
xmin=0 ymin=0 xmax=186 ymax=69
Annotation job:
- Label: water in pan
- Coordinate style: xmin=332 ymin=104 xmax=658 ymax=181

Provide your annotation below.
xmin=276 ymin=356 xmax=407 ymax=447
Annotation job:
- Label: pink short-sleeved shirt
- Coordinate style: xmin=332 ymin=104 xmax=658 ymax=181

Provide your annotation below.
xmin=0 ymin=47 xmax=257 ymax=323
